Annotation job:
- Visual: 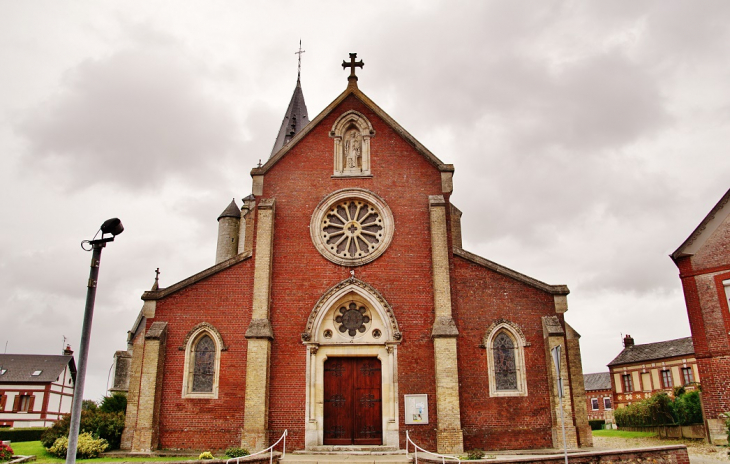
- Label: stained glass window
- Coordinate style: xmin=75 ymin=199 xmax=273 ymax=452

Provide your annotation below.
xmin=192 ymin=335 xmax=215 ymax=392
xmin=493 ymin=332 xmax=517 ymax=390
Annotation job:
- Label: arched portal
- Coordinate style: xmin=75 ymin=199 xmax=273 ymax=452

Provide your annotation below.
xmin=301 ymin=277 xmax=401 ymax=449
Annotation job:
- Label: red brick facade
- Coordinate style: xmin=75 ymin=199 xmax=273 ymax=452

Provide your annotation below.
xmin=121 ymin=74 xmax=590 ymax=453
xmin=672 ymin=189 xmax=730 ymax=444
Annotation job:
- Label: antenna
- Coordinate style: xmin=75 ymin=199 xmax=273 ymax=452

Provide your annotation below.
xmin=295 ymin=40 xmax=305 ymax=81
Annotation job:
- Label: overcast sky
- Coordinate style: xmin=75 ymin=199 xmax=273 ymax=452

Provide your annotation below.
xmin=1 ymin=1 xmax=728 ymax=402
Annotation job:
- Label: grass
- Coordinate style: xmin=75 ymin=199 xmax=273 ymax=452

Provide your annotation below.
xmin=10 ymin=441 xmax=199 ymax=463
xmin=592 ymin=430 xmax=658 ymax=438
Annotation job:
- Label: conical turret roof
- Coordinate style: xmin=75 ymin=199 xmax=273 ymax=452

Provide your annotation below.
xmin=217 ymin=198 xmax=241 ymax=221
xmin=270 ymin=77 xmax=309 ymax=158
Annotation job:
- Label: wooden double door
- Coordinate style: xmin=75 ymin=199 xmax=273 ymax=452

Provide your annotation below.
xmin=323 ymin=357 xmax=382 ymax=445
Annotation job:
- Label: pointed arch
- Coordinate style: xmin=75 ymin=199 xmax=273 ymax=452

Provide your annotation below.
xmin=181 ymin=323 xmax=225 ymax=398
xmin=301 ymin=277 xmax=401 ymax=344
xmin=484 ymin=320 xmax=528 ymax=397
xmin=330 ymin=110 xmax=375 ymax=177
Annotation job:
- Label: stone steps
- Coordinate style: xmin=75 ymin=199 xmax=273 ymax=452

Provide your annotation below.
xmin=280 ymin=455 xmax=412 ymax=464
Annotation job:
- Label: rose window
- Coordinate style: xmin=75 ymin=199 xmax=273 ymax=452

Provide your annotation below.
xmin=335 ymin=302 xmax=371 ymax=337
xmin=322 ymin=200 xmax=383 ymax=259
xmin=310 ymin=189 xmax=394 ymax=266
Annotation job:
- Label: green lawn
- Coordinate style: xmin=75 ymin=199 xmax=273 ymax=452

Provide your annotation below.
xmin=10 ymin=441 xmax=199 ymax=463
xmin=592 ymin=430 xmax=658 ymax=438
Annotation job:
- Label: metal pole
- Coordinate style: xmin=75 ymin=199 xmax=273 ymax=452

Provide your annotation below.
xmin=66 ymin=241 xmax=105 ymax=464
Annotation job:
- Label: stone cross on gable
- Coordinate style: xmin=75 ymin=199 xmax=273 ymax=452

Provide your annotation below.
xmin=342 ymin=53 xmax=364 ymax=78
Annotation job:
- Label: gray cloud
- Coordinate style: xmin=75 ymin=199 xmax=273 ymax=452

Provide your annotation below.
xmin=15 ymin=28 xmax=240 ymax=191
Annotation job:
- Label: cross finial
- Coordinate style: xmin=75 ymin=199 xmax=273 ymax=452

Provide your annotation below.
xmin=155 ymin=267 xmax=160 ymax=283
xmin=342 ymin=53 xmax=364 ymax=83
xmin=295 ymin=40 xmax=305 ymax=82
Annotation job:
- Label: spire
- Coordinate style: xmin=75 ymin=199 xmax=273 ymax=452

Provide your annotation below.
xmin=270 ymin=43 xmax=310 ymax=158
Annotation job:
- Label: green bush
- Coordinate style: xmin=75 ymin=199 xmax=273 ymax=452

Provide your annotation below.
xmin=588 ymin=420 xmax=606 ymax=430
xmin=40 ymin=409 xmax=125 ymax=450
xmin=224 ymin=447 xmax=250 ymax=458
xmin=614 ymin=390 xmax=703 ymax=427
xmin=0 ymin=427 xmax=47 ymax=442
xmin=0 ymin=443 xmax=14 ymax=461
xmin=672 ymin=391 xmax=703 ymax=425
xmin=198 ymin=451 xmax=214 ymax=460
xmin=48 ymin=432 xmax=109 ymax=459
xmin=99 ymin=393 xmax=127 ymax=414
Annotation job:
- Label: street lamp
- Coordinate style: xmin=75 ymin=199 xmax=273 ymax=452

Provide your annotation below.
xmin=66 ymin=218 xmax=124 ymax=464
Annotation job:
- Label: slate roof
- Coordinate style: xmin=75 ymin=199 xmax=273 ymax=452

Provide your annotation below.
xmin=270 ymin=77 xmax=309 ymax=157
xmin=584 ymin=372 xmax=611 ymax=391
xmin=608 ymin=337 xmax=694 ymax=367
xmin=0 ymin=354 xmax=76 ymax=383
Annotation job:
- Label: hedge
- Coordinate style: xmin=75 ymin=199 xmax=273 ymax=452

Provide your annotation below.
xmin=0 ymin=427 xmax=48 ymax=442
xmin=588 ymin=420 xmax=606 ymax=430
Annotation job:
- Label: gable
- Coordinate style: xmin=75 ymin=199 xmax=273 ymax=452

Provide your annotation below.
xmin=672 ymin=188 xmax=730 ymax=261
xmin=252 ymin=84 xmax=454 ymax=184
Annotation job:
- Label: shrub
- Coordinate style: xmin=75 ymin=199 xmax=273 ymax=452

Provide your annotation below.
xmin=0 ymin=443 xmax=14 ymax=461
xmin=614 ymin=390 xmax=703 ymax=427
xmin=466 ymin=449 xmax=485 ymax=460
xmin=99 ymin=393 xmax=127 ymax=414
xmin=199 ymin=451 xmax=214 ymax=460
xmin=48 ymin=432 xmax=108 ymax=459
xmin=588 ymin=420 xmax=606 ymax=431
xmin=40 ymin=410 xmax=125 ymax=450
xmin=672 ymin=391 xmax=703 ymax=425
xmin=0 ymin=427 xmax=47 ymax=442
xmin=225 ymin=447 xmax=250 ymax=458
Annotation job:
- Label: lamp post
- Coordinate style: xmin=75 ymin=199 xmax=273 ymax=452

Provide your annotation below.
xmin=66 ymin=218 xmax=124 ymax=464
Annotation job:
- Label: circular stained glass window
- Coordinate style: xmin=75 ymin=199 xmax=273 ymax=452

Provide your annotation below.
xmin=311 ymin=189 xmax=394 ymax=266
xmin=333 ymin=302 xmax=372 ymax=338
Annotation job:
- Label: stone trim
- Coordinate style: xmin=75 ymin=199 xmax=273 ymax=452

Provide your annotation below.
xmin=310 ymin=189 xmax=395 ymax=267
xmin=454 ymin=248 xmax=570 ymax=295
xmin=180 ymin=323 xmax=224 ymax=399
xmin=301 ymin=276 xmax=401 ymax=344
xmin=329 ymin=110 xmax=375 ymax=177
xmin=431 ymin=316 xmax=459 ymax=338
xmin=483 ymin=321 xmax=529 ymax=397
xmin=245 ymin=319 xmax=274 ymax=340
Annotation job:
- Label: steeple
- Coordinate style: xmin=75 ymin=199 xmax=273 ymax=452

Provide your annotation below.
xmin=270 ymin=43 xmax=310 ymax=158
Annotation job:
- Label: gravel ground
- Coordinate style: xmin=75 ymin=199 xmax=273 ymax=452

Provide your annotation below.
xmin=592 ymin=436 xmax=729 ymax=463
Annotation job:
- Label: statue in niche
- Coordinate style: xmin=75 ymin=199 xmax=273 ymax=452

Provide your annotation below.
xmin=344 ymin=130 xmax=362 ymax=171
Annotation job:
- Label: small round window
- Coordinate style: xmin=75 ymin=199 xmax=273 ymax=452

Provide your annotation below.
xmin=311 ymin=189 xmax=394 ymax=266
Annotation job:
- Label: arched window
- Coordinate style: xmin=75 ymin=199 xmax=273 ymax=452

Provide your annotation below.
xmin=192 ymin=335 xmax=215 ymax=392
xmin=181 ymin=324 xmax=224 ymax=398
xmin=484 ymin=322 xmax=528 ymax=397
xmin=493 ymin=332 xmax=517 ymax=391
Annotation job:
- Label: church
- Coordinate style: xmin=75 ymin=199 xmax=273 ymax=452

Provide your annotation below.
xmin=115 ymin=54 xmax=592 ymax=454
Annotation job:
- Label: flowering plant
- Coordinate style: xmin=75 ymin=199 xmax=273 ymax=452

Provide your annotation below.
xmin=0 ymin=443 xmax=14 ymax=461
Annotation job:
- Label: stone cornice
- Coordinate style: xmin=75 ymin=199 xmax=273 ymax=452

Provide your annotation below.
xmin=454 ymin=248 xmax=569 ymax=295
xmin=142 ymin=252 xmax=252 ymax=301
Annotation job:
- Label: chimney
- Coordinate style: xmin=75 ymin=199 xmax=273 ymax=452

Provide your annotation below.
xmin=63 ymin=344 xmax=74 ymax=356
xmin=623 ymin=334 xmax=635 ymax=348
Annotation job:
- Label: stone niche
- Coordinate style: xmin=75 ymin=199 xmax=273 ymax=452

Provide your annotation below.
xmin=330 ymin=110 xmax=375 ymax=177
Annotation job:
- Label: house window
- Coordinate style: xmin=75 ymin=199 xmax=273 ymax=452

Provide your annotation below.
xmin=622 ymin=374 xmax=633 ymax=392
xmin=681 ymin=367 xmax=694 ymax=385
xmin=603 ymin=397 xmax=612 ymax=410
xmin=181 ymin=323 xmax=224 ymax=399
xmin=0 ymin=394 xmax=5 ymax=411
xmin=661 ymin=370 xmax=673 ymax=388
xmin=18 ymin=395 xmax=32 ymax=412
xmin=591 ymin=398 xmax=599 ymax=410
xmin=484 ymin=322 xmax=528 ymax=397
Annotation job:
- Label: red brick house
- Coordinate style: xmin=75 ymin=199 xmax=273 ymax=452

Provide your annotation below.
xmin=0 ymin=350 xmax=76 ymax=428
xmin=583 ymin=372 xmax=613 ymax=424
xmin=671 ymin=188 xmax=730 ymax=444
xmin=118 ymin=55 xmax=591 ymax=454
xmin=607 ymin=335 xmax=699 ymax=410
